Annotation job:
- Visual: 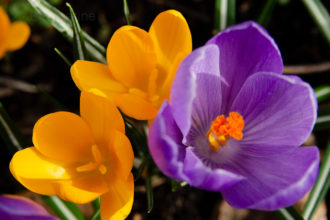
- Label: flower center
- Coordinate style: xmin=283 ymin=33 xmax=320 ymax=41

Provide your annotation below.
xmin=207 ymin=112 xmax=244 ymax=152
xmin=76 ymin=145 xmax=107 ymax=175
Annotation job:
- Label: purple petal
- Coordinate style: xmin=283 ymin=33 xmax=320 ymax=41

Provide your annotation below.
xmin=185 ymin=73 xmax=222 ymax=145
xmin=207 ymin=21 xmax=283 ymax=113
xmin=221 ymin=147 xmax=319 ymax=210
xmin=0 ymin=194 xmax=59 ymax=220
xmin=231 ymin=72 xmax=317 ymax=154
xmin=170 ymin=44 xmax=222 ymax=143
xmin=148 ymin=101 xmax=187 ymax=181
xmin=183 ymin=147 xmax=245 ymax=191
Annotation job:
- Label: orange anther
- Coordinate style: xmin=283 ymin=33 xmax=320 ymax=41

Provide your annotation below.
xmin=207 ymin=112 xmax=244 ymax=151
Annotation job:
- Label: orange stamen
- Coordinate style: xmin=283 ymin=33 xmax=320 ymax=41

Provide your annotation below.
xmin=76 ymin=145 xmax=107 ymax=174
xmin=207 ymin=112 xmax=244 ymax=152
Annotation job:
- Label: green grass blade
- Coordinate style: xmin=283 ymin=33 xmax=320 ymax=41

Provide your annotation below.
xmin=276 ymin=206 xmax=304 ymax=220
xmin=302 ymin=140 xmax=330 ymax=220
xmin=66 ymin=3 xmax=86 ymax=60
xmin=54 ymin=48 xmax=72 ymax=67
xmin=26 ymin=0 xmax=106 ymax=63
xmin=315 ymin=85 xmax=330 ymax=103
xmin=123 ymin=0 xmax=131 ymax=25
xmin=301 ymin=0 xmax=330 ymax=47
xmin=145 ymin=176 xmax=154 ymax=213
xmin=41 ymin=196 xmax=85 ymax=220
xmin=257 ymin=0 xmax=277 ymax=26
xmin=91 ymin=209 xmax=100 ymax=220
xmin=0 ymin=102 xmax=27 ymax=154
xmin=214 ymin=0 xmax=235 ymax=31
xmin=314 ymin=115 xmax=330 ymax=130
xmin=227 ymin=0 xmax=235 ymax=26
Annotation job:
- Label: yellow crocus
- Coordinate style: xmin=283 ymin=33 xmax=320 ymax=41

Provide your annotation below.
xmin=71 ymin=10 xmax=192 ymax=120
xmin=10 ymin=92 xmax=134 ymax=220
xmin=0 ymin=7 xmax=30 ymax=59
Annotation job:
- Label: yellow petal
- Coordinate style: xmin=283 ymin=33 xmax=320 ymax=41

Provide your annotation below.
xmin=108 ymin=130 xmax=134 ymax=180
xmin=149 ymin=10 xmax=192 ymax=92
xmin=107 ymin=26 xmax=157 ymax=91
xmin=0 ymin=7 xmax=10 ymax=58
xmin=32 ymin=112 xmax=94 ymax=163
xmin=71 ymin=60 xmax=127 ymax=97
xmin=9 ymin=147 xmax=72 ymax=180
xmin=7 ymin=21 xmax=30 ymax=51
xmin=80 ymin=92 xmax=125 ymax=145
xmin=10 ymin=167 xmax=56 ymax=195
xmin=70 ymin=172 xmax=109 ymax=194
xmin=114 ymin=93 xmax=158 ymax=120
xmin=53 ymin=180 xmax=102 ymax=204
xmin=156 ymin=52 xmax=187 ymax=105
xmin=100 ymin=173 xmax=134 ymax=220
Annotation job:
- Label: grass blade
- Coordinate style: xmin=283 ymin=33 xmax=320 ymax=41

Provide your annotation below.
xmin=276 ymin=206 xmax=304 ymax=220
xmin=214 ymin=0 xmax=235 ymax=31
xmin=27 ymin=0 xmax=106 ymax=63
xmin=54 ymin=48 xmax=72 ymax=67
xmin=123 ymin=0 xmax=131 ymax=25
xmin=41 ymin=196 xmax=85 ymax=220
xmin=66 ymin=3 xmax=86 ymax=60
xmin=257 ymin=0 xmax=277 ymax=26
xmin=145 ymin=176 xmax=154 ymax=213
xmin=314 ymin=115 xmax=330 ymax=130
xmin=0 ymin=102 xmax=27 ymax=154
xmin=302 ymin=140 xmax=330 ymax=220
xmin=301 ymin=0 xmax=330 ymax=47
xmin=315 ymin=85 xmax=330 ymax=103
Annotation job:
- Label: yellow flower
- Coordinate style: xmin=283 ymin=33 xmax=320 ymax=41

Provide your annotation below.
xmin=10 ymin=92 xmax=134 ymax=220
xmin=71 ymin=10 xmax=192 ymax=120
xmin=0 ymin=7 xmax=30 ymax=59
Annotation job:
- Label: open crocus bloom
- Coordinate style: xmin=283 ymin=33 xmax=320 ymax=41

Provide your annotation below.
xmin=10 ymin=92 xmax=134 ymax=220
xmin=148 ymin=21 xmax=320 ymax=210
xmin=0 ymin=194 xmax=59 ymax=220
xmin=0 ymin=7 xmax=30 ymax=59
xmin=71 ymin=10 xmax=192 ymax=120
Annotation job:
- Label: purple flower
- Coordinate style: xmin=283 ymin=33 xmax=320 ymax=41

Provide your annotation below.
xmin=148 ymin=21 xmax=320 ymax=210
xmin=0 ymin=194 xmax=59 ymax=220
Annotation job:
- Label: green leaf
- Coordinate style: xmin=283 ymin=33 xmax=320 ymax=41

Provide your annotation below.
xmin=91 ymin=194 xmax=100 ymax=220
xmin=26 ymin=0 xmax=106 ymax=63
xmin=301 ymin=0 xmax=330 ymax=47
xmin=91 ymin=209 xmax=100 ymax=220
xmin=302 ymin=140 xmax=330 ymax=220
xmin=145 ymin=176 xmax=154 ymax=213
xmin=257 ymin=0 xmax=277 ymax=26
xmin=41 ymin=196 xmax=85 ymax=220
xmin=66 ymin=3 xmax=87 ymax=60
xmin=214 ymin=0 xmax=236 ymax=31
xmin=123 ymin=0 xmax=131 ymax=25
xmin=54 ymin=48 xmax=72 ymax=67
xmin=315 ymin=85 xmax=330 ymax=103
xmin=314 ymin=115 xmax=330 ymax=130
xmin=0 ymin=102 xmax=27 ymax=154
xmin=276 ymin=206 xmax=304 ymax=220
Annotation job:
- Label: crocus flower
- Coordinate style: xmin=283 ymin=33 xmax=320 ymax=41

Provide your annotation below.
xmin=0 ymin=194 xmax=59 ymax=220
xmin=70 ymin=10 xmax=192 ymax=120
xmin=148 ymin=21 xmax=320 ymax=210
xmin=0 ymin=7 xmax=30 ymax=59
xmin=10 ymin=92 xmax=134 ymax=220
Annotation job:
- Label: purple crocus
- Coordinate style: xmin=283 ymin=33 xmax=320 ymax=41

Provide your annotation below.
xmin=0 ymin=194 xmax=59 ymax=220
xmin=148 ymin=21 xmax=320 ymax=210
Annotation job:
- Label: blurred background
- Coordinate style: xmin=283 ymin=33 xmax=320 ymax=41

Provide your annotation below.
xmin=0 ymin=0 xmax=329 ymax=219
